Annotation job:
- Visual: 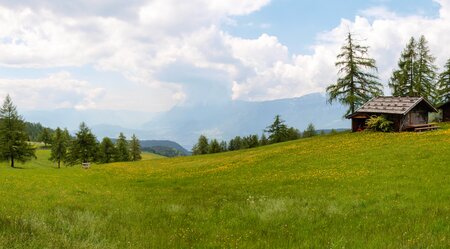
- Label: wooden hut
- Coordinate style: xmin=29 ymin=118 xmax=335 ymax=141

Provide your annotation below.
xmin=438 ymin=101 xmax=450 ymax=122
xmin=347 ymin=97 xmax=438 ymax=132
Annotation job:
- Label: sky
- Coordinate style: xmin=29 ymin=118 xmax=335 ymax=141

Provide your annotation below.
xmin=0 ymin=0 xmax=449 ymax=113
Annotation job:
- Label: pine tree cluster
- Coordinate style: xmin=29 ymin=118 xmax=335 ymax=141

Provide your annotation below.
xmin=58 ymin=128 xmax=143 ymax=167
xmin=192 ymin=115 xmax=323 ymax=156
xmin=389 ymin=36 xmax=438 ymax=101
xmin=328 ymin=33 xmax=450 ymax=116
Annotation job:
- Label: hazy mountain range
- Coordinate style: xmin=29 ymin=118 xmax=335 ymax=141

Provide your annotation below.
xmin=22 ymin=93 xmax=349 ymax=149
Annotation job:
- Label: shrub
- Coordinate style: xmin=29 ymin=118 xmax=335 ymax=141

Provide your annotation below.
xmin=365 ymin=115 xmax=393 ymax=132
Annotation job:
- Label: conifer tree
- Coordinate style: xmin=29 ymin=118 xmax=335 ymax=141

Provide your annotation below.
xmin=327 ymin=32 xmax=383 ymax=115
xmin=0 ymin=95 xmax=36 ymax=168
xmin=390 ymin=37 xmax=417 ymax=97
xmin=98 ymin=137 xmax=116 ymax=164
xmin=390 ymin=36 xmax=438 ymax=101
xmin=228 ymin=136 xmax=242 ymax=151
xmin=415 ymin=35 xmax=438 ymax=101
xmin=50 ymin=127 xmax=70 ymax=168
xmin=438 ymin=58 xmax=450 ymax=103
xmin=286 ymin=127 xmax=301 ymax=140
xmin=129 ymin=134 xmax=142 ymax=161
xmin=265 ymin=115 xmax=289 ymax=143
xmin=303 ymin=123 xmax=317 ymax=138
xmin=243 ymin=134 xmax=259 ymax=148
xmin=66 ymin=122 xmax=98 ymax=165
xmin=220 ymin=141 xmax=228 ymax=152
xmin=115 ymin=132 xmax=130 ymax=162
xmin=209 ymin=139 xmax=221 ymax=154
xmin=192 ymin=135 xmax=209 ymax=155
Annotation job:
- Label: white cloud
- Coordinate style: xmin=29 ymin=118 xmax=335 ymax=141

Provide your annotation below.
xmin=435 ymin=0 xmax=450 ymax=19
xmin=230 ymin=1 xmax=450 ymax=100
xmin=227 ymin=34 xmax=289 ymax=69
xmin=0 ymin=72 xmax=104 ymax=110
xmin=1 ymin=0 xmax=450 ymax=111
xmin=0 ymin=71 xmax=186 ymax=112
xmin=0 ymin=1 xmax=270 ymax=110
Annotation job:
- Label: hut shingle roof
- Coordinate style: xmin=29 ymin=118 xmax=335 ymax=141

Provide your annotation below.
xmin=348 ymin=96 xmax=437 ymax=118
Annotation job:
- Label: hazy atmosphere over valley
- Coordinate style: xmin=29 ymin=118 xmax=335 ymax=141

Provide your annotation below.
xmin=2 ymin=0 xmax=450 ymax=146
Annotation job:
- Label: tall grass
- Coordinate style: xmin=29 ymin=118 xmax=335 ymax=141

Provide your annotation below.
xmin=1 ymin=124 xmax=449 ymax=248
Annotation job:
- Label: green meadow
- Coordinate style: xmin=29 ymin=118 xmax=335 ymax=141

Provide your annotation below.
xmin=1 ymin=124 xmax=450 ymax=248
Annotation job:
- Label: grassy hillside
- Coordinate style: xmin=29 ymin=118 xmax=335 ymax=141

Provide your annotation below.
xmin=140 ymin=151 xmax=166 ymax=160
xmin=1 ymin=124 xmax=450 ymax=248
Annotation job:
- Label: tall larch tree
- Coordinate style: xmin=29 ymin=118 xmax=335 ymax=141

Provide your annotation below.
xmin=129 ymin=134 xmax=142 ymax=161
xmin=115 ymin=133 xmax=130 ymax=162
xmin=265 ymin=115 xmax=289 ymax=143
xmin=438 ymin=58 xmax=450 ymax=103
xmin=327 ymin=32 xmax=383 ymax=116
xmin=389 ymin=37 xmax=417 ymax=97
xmin=0 ymin=95 xmax=36 ymax=168
xmin=390 ymin=36 xmax=438 ymax=102
xmin=66 ymin=122 xmax=98 ymax=165
xmin=415 ymin=35 xmax=438 ymax=102
xmin=49 ymin=127 xmax=70 ymax=168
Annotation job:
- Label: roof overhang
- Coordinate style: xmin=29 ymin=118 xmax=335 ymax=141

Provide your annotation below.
xmin=406 ymin=97 xmax=438 ymax=114
xmin=346 ymin=113 xmax=370 ymax=119
xmin=346 ymin=96 xmax=438 ymax=119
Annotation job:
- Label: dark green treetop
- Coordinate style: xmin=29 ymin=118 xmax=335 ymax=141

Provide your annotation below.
xmin=242 ymin=134 xmax=259 ymax=149
xmin=209 ymin=139 xmax=221 ymax=154
xmin=192 ymin=135 xmax=209 ymax=155
xmin=98 ymin=137 xmax=116 ymax=164
xmin=228 ymin=136 xmax=242 ymax=151
xmin=389 ymin=37 xmax=417 ymax=97
xmin=390 ymin=35 xmax=438 ymax=102
xmin=415 ymin=35 xmax=438 ymax=101
xmin=265 ymin=115 xmax=289 ymax=143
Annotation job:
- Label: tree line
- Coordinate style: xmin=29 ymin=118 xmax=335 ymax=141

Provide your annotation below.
xmin=0 ymin=95 xmax=142 ymax=168
xmin=192 ymin=115 xmax=332 ymax=155
xmin=25 ymin=122 xmax=54 ymax=143
xmin=49 ymin=123 xmax=142 ymax=168
xmin=327 ymin=33 xmax=450 ymax=115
